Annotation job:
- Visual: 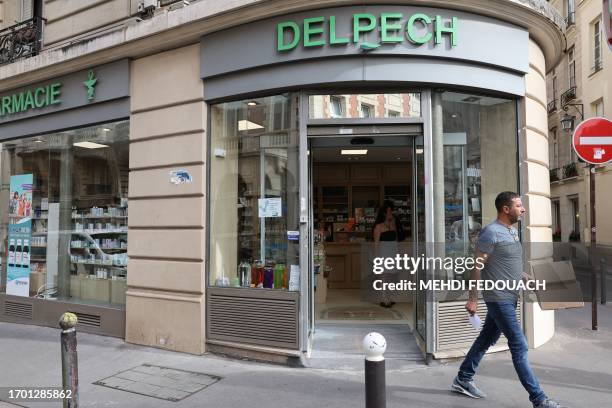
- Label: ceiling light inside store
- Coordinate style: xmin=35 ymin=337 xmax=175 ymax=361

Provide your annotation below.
xmin=416 ymin=148 xmax=424 ymax=154
xmin=238 ymin=120 xmax=264 ymax=131
xmin=341 ymin=149 xmax=368 ymax=155
xmin=73 ymin=141 xmax=109 ymax=149
xmin=33 ymin=139 xmax=44 ymax=143
xmin=102 ymin=128 xmax=111 ymax=132
xmin=247 ymin=101 xmax=259 ymax=106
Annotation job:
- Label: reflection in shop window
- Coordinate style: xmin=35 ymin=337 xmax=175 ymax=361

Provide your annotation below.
xmin=209 ymin=94 xmax=300 ymax=291
xmin=309 ymin=93 xmax=421 ymax=119
xmin=0 ymin=121 xmax=129 ymax=306
xmin=360 ymin=103 xmax=373 ymax=118
xmin=329 ymin=96 xmax=344 ymax=118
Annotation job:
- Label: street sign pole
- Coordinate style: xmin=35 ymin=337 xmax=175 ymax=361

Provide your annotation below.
xmin=590 ymin=163 xmax=597 ymax=331
xmin=571 ymin=117 xmax=612 ymax=330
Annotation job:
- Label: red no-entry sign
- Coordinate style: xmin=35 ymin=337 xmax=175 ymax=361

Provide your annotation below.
xmin=572 ymin=117 xmax=612 ymax=165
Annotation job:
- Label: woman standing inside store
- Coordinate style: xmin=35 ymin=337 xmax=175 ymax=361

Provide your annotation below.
xmin=373 ymin=200 xmax=404 ymax=307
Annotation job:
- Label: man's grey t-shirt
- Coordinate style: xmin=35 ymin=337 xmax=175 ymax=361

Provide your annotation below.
xmin=476 ymin=220 xmax=523 ymax=301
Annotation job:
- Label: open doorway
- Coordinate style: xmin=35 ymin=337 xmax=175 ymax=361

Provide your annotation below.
xmin=307 ymin=134 xmax=424 ymax=367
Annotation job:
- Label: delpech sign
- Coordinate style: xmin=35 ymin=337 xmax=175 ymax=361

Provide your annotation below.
xmin=277 ymin=12 xmax=458 ymax=52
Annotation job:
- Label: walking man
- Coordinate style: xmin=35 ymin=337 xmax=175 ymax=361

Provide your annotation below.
xmin=451 ymin=191 xmax=565 ymax=408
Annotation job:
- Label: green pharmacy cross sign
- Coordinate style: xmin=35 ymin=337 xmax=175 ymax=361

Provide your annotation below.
xmin=277 ymin=12 xmax=458 ymax=52
xmin=84 ymin=70 xmax=98 ymax=100
xmin=0 ymin=68 xmax=100 ymax=119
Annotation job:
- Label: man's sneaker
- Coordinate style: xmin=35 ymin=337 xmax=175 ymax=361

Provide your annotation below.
xmin=533 ymin=399 xmax=565 ymax=408
xmin=451 ymin=376 xmax=486 ymax=399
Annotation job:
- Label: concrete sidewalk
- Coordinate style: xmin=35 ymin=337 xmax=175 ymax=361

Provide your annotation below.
xmin=1 ymin=304 xmax=611 ymax=408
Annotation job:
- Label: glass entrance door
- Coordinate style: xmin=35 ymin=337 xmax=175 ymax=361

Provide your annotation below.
xmin=304 ymin=132 xmax=422 ymax=353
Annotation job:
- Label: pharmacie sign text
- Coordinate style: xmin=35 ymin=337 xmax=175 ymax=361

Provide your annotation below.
xmin=277 ymin=12 xmax=458 ymax=51
xmin=0 ymin=83 xmax=61 ymax=117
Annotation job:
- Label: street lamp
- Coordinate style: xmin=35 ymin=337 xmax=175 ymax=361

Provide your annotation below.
xmin=561 ymin=103 xmax=584 ymax=132
xmin=561 ymin=112 xmax=575 ymax=132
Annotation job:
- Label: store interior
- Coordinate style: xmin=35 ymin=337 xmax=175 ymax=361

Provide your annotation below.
xmin=311 ymin=137 xmax=418 ymax=329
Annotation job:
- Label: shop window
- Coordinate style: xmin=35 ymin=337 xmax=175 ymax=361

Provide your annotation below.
xmin=309 ymin=93 xmax=421 ymax=119
xmin=0 ymin=121 xmax=129 ymax=305
xmin=209 ymin=94 xmax=300 ymax=291
xmin=436 ymin=91 xmax=518 ymax=280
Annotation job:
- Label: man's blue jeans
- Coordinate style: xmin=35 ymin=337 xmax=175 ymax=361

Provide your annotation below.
xmin=458 ymin=300 xmax=547 ymax=405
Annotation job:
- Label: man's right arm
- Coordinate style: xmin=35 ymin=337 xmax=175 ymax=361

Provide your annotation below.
xmin=465 ymin=248 xmax=488 ymax=315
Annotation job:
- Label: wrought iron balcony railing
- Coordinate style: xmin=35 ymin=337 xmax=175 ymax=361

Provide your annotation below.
xmin=547 ymin=99 xmax=557 ymax=114
xmin=550 ymin=162 xmax=580 ymax=182
xmin=0 ymin=17 xmax=44 ymax=67
xmin=560 ymin=86 xmax=577 ymax=107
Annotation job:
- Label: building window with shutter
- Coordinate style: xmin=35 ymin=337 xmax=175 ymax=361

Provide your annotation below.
xmin=568 ymin=47 xmax=576 ymax=88
xmin=21 ymin=0 xmax=33 ymax=20
xmin=593 ymin=19 xmax=602 ymax=72
xmin=592 ymin=99 xmax=604 ymax=117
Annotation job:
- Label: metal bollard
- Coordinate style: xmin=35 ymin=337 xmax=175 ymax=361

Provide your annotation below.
xmin=363 ymin=332 xmax=386 ymax=408
xmin=602 ymin=258 xmax=607 ymax=305
xmin=59 ymin=312 xmax=79 ymax=408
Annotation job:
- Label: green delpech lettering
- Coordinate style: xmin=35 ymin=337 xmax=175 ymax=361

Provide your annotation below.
xmin=381 ymin=13 xmax=403 ymax=43
xmin=329 ymin=16 xmax=349 ymax=45
xmin=277 ymin=21 xmax=301 ymax=51
xmin=303 ymin=16 xmax=325 ymax=47
xmin=353 ymin=13 xmax=376 ymax=43
xmin=435 ymin=15 xmax=458 ymax=46
xmin=406 ymin=13 xmax=432 ymax=44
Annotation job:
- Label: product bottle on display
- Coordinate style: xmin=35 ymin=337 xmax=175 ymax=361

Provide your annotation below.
xmin=239 ymin=261 xmax=251 ymax=287
xmin=274 ymin=263 xmax=286 ymax=289
xmin=8 ymin=239 xmax=15 ymax=267
xmin=263 ymin=262 xmax=274 ymax=289
xmin=15 ymin=239 xmax=22 ymax=267
xmin=251 ymin=260 xmax=264 ymax=288
xmin=22 ymin=239 xmax=30 ymax=267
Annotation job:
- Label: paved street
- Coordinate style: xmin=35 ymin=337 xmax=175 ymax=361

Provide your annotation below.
xmin=1 ymin=304 xmax=611 ymax=408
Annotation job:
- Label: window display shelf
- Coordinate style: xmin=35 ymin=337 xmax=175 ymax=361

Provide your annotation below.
xmin=72 ymin=260 xmax=126 ymax=268
xmin=72 ymin=215 xmax=128 ymax=219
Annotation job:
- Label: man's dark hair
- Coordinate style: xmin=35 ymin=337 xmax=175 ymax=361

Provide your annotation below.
xmin=495 ymin=191 xmax=520 ymax=212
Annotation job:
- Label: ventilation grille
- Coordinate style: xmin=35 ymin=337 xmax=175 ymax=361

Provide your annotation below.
xmin=208 ymin=292 xmax=298 ymax=350
xmin=437 ymin=300 xmax=522 ymax=351
xmin=71 ymin=311 xmax=101 ymax=328
xmin=4 ymin=301 xmax=33 ymax=320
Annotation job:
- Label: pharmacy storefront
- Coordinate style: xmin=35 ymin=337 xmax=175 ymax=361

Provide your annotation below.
xmin=0 ymin=1 xmax=565 ymax=363
xmin=202 ymin=3 xmax=565 ymax=362
xmin=0 ymin=60 xmax=130 ymax=336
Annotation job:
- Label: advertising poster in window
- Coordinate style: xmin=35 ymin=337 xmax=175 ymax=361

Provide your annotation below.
xmin=6 ymin=174 xmax=33 ymax=297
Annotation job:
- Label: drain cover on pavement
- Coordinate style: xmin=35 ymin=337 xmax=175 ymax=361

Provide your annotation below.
xmin=94 ymin=364 xmax=221 ymax=402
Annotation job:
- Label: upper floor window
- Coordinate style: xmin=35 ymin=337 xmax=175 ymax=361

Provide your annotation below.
xmin=593 ymin=19 xmax=602 ymax=72
xmin=566 ymin=0 xmax=575 ymax=26
xmin=593 ymin=99 xmax=604 ymax=117
xmin=568 ymin=47 xmax=576 ymax=88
